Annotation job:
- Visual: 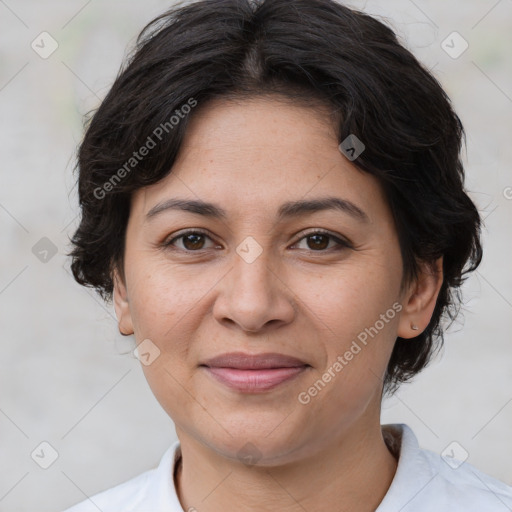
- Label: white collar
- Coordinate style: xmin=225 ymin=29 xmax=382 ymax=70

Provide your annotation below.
xmin=70 ymin=423 xmax=512 ymax=511
xmin=147 ymin=424 xmax=417 ymax=510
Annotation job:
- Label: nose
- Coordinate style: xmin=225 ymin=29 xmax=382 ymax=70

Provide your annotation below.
xmin=212 ymin=247 xmax=296 ymax=334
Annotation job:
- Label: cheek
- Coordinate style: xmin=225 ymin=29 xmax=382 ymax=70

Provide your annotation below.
xmin=125 ymin=260 xmax=211 ymax=402
xmin=140 ymin=361 xmax=196 ymax=430
xmin=302 ymin=257 xmax=401 ymax=341
xmin=126 ymin=258 xmax=210 ymax=336
xmin=296 ymin=258 xmax=401 ymax=397
xmin=297 ymin=308 xmax=398 ymax=436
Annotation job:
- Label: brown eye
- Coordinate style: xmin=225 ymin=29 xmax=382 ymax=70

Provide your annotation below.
xmin=306 ymin=234 xmax=330 ymax=250
xmin=181 ymin=233 xmax=206 ymax=250
xmin=292 ymin=230 xmax=351 ymax=252
xmin=163 ymin=230 xmax=217 ymax=251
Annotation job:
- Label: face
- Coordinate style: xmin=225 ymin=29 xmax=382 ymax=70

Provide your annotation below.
xmin=114 ymin=96 xmax=441 ymax=465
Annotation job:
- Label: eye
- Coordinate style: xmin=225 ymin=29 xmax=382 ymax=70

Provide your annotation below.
xmin=162 ymin=228 xmax=352 ymax=253
xmin=291 ymin=230 xmax=352 ymax=252
xmin=163 ymin=229 xmax=219 ymax=251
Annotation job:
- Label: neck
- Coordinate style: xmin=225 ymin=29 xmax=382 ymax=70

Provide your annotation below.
xmin=174 ymin=421 xmax=398 ymax=512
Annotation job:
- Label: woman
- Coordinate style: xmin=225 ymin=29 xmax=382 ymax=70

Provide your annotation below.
xmin=63 ymin=0 xmax=512 ymax=510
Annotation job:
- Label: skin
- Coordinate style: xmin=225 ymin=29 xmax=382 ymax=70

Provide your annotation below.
xmin=113 ymin=96 xmax=443 ymax=512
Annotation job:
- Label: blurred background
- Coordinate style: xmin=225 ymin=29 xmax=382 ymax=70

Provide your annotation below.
xmin=0 ymin=0 xmax=511 ymax=510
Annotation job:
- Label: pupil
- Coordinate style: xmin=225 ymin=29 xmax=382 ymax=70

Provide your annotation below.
xmin=181 ymin=234 xmax=329 ymax=251
xmin=185 ymin=234 xmax=204 ymax=250
xmin=309 ymin=234 xmax=328 ymax=250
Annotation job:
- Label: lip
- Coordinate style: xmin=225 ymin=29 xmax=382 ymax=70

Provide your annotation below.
xmin=201 ymin=352 xmax=308 ymax=369
xmin=200 ymin=352 xmax=310 ymax=393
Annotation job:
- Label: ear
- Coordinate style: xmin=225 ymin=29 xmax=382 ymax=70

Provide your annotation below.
xmin=113 ymin=268 xmax=134 ymax=336
xmin=397 ymin=257 xmax=443 ymax=339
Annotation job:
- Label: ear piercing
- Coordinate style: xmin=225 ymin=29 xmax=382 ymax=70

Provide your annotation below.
xmin=411 ymin=323 xmax=419 ymax=331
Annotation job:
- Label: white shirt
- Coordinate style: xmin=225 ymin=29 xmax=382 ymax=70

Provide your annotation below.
xmin=62 ymin=423 xmax=512 ymax=511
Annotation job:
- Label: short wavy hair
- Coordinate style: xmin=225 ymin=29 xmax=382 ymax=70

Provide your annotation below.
xmin=68 ymin=0 xmax=482 ymax=395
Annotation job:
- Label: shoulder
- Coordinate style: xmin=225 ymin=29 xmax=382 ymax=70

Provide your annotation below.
xmin=379 ymin=424 xmax=512 ymax=512
xmin=60 ymin=441 xmax=180 ymax=512
xmin=421 ymin=445 xmax=512 ymax=510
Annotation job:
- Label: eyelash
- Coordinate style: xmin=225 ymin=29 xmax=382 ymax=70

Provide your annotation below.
xmin=162 ymin=228 xmax=352 ymax=253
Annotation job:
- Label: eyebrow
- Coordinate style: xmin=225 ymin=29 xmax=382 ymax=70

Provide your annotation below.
xmin=145 ymin=196 xmax=369 ymax=223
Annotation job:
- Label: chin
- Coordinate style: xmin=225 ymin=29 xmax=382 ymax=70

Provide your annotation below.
xmin=200 ymin=418 xmax=309 ymax=465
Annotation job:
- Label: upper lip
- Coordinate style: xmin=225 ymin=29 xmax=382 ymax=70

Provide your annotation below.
xmin=201 ymin=352 xmax=308 ymax=370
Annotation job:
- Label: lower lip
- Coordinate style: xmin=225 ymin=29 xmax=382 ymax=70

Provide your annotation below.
xmin=202 ymin=366 xmax=308 ymax=392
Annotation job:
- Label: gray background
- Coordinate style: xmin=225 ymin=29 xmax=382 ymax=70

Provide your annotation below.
xmin=0 ymin=1 xmax=511 ymax=511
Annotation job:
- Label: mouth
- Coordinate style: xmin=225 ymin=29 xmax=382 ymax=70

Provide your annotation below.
xmin=199 ymin=352 xmax=310 ymax=393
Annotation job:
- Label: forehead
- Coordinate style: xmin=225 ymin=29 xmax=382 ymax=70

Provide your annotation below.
xmin=132 ymin=97 xmax=386 ymax=224
xmin=181 ymin=95 xmax=337 ymax=150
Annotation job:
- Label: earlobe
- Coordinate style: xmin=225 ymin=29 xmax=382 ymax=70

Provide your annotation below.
xmin=397 ymin=257 xmax=443 ymax=339
xmin=113 ymin=269 xmax=134 ymax=336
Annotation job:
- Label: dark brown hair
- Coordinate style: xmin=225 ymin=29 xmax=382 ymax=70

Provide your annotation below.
xmin=67 ymin=0 xmax=482 ymax=395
